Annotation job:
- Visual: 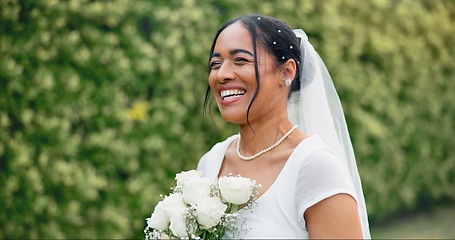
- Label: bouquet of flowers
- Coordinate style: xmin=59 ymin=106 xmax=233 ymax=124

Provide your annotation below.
xmin=144 ymin=170 xmax=260 ymax=239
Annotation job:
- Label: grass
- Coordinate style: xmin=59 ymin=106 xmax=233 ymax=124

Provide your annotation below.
xmin=370 ymin=204 xmax=455 ymax=239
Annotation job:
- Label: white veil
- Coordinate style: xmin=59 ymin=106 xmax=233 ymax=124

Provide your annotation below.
xmin=288 ymin=29 xmax=370 ymax=238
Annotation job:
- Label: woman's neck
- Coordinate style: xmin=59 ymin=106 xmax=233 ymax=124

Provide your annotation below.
xmin=237 ymin=116 xmax=296 ymax=156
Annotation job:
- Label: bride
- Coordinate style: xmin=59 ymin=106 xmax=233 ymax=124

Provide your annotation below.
xmin=198 ymin=14 xmax=370 ymax=239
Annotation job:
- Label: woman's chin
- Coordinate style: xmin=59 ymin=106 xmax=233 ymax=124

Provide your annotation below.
xmin=219 ymin=112 xmax=246 ymax=124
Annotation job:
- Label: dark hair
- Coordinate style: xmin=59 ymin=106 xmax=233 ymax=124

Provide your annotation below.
xmin=203 ymin=14 xmax=302 ymax=126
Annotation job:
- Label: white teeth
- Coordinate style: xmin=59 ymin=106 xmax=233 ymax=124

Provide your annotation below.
xmin=220 ymin=89 xmax=246 ymax=98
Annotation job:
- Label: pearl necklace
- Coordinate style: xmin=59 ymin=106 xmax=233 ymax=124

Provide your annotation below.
xmin=236 ymin=125 xmax=298 ymax=161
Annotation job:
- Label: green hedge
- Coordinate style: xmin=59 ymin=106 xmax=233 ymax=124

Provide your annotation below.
xmin=0 ymin=0 xmax=454 ymax=238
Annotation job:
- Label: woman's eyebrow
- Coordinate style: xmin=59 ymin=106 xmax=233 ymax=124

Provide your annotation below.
xmin=230 ymin=49 xmax=253 ymax=56
xmin=211 ymin=49 xmax=254 ymax=59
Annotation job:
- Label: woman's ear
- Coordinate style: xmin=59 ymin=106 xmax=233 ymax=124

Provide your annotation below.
xmin=283 ymin=59 xmax=297 ymax=80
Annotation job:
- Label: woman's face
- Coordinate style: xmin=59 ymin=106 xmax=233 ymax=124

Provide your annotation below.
xmin=208 ymin=22 xmax=286 ymax=124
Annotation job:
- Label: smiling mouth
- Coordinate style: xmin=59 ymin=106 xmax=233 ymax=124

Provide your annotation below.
xmin=220 ymin=89 xmax=246 ymax=100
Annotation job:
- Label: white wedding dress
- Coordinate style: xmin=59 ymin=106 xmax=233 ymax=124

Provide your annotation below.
xmin=197 ymin=134 xmax=360 ymax=239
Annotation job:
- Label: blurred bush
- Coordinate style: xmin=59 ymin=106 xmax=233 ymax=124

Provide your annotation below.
xmin=0 ymin=0 xmax=453 ymax=238
xmin=0 ymin=0 xmax=220 ymax=238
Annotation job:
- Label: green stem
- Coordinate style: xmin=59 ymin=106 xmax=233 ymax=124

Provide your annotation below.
xmin=229 ymin=204 xmax=239 ymax=213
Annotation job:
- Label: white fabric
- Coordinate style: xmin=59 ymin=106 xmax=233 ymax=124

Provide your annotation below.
xmin=288 ymin=29 xmax=370 ymax=238
xmin=197 ymin=135 xmax=357 ymax=239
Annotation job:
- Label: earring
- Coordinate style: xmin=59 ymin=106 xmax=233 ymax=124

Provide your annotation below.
xmin=285 ymin=78 xmax=292 ymax=87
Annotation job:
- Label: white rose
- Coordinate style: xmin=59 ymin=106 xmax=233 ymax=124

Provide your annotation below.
xmin=169 ymin=212 xmax=189 ymax=237
xmin=175 ymin=170 xmax=201 ymax=186
xmin=146 ymin=201 xmax=169 ymax=230
xmin=182 ymin=177 xmax=213 ymax=205
xmin=195 ymin=196 xmax=227 ymax=229
xmin=218 ymin=176 xmax=255 ymax=205
xmin=160 ymin=193 xmax=187 ymax=217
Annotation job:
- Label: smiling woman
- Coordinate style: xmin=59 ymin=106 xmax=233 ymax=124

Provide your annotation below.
xmin=198 ymin=14 xmax=370 ymax=239
xmin=206 ymin=20 xmax=297 ymax=126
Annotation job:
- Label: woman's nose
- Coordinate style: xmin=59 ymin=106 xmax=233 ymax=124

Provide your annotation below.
xmin=216 ymin=62 xmax=235 ymax=83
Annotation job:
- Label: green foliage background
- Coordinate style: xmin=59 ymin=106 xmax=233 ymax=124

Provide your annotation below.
xmin=1 ymin=0 xmax=454 ymax=238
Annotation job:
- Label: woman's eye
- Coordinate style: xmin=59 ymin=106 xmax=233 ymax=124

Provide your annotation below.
xmin=210 ymin=61 xmax=221 ymax=69
xmin=235 ymin=58 xmax=249 ymax=63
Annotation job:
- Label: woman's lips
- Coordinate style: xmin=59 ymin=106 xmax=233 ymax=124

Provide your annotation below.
xmin=218 ymin=86 xmax=246 ymax=104
xmin=220 ymin=89 xmax=246 ymax=100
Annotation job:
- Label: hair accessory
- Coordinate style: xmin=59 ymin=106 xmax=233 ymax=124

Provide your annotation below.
xmin=278 ymin=29 xmax=281 ymax=33
xmin=285 ymin=78 xmax=292 ymax=86
xmin=273 ymin=41 xmax=276 ymax=45
xmin=257 ymin=17 xmax=261 ymax=20
xmin=290 ymin=46 xmax=293 ymax=49
xmin=289 ymin=29 xmax=370 ymax=238
xmin=282 ymin=56 xmax=285 ymax=60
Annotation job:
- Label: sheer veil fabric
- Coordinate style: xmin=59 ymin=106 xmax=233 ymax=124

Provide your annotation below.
xmin=288 ymin=29 xmax=370 ymax=238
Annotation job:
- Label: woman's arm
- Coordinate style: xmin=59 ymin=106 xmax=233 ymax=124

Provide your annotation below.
xmin=305 ymin=193 xmax=363 ymax=239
